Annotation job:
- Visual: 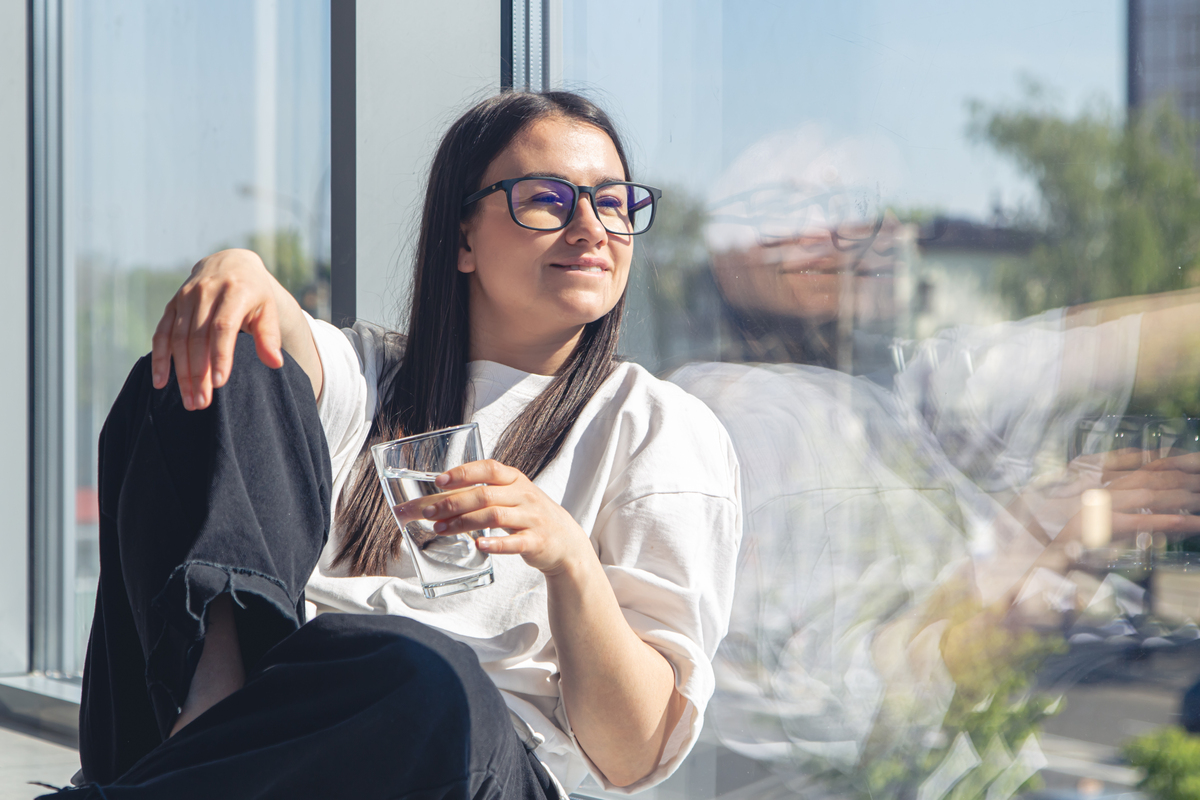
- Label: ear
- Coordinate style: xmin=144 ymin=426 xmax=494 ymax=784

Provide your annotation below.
xmin=457 ymin=224 xmax=476 ymax=274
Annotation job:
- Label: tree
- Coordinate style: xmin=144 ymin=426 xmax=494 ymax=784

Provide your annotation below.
xmin=969 ymin=83 xmax=1200 ymax=318
xmin=1124 ymin=727 xmax=1200 ymax=800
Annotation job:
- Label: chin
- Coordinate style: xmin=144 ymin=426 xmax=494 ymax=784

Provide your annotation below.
xmin=553 ymin=294 xmax=622 ymax=326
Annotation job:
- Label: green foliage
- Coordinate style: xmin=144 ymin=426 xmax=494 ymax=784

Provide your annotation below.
xmin=244 ymin=227 xmax=317 ymax=299
xmin=969 ymin=83 xmax=1200 ymax=318
xmin=636 ymin=186 xmax=711 ymax=309
xmin=855 ymin=615 xmax=1066 ymax=800
xmin=1123 ymin=727 xmax=1200 ymax=800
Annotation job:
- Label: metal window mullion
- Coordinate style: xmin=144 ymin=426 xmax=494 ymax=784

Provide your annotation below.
xmin=508 ymin=0 xmax=549 ymax=92
xmin=30 ymin=0 xmax=75 ymax=678
xmin=523 ymin=0 xmax=531 ymax=89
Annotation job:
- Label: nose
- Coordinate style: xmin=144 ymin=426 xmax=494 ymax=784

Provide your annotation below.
xmin=564 ymin=191 xmax=608 ymax=245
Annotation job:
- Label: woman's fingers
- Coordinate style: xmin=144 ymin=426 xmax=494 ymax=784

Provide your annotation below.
xmin=1111 ymin=511 xmax=1200 ymax=537
xmin=151 ymin=300 xmax=178 ymax=389
xmin=1111 ymin=487 xmax=1200 ymax=515
xmin=170 ymin=296 xmax=197 ymax=410
xmin=436 ymin=459 xmax=518 ymax=490
xmin=186 ymin=282 xmax=221 ymax=409
xmin=208 ymin=302 xmax=247 ymax=390
xmin=476 ymin=532 xmax=531 ymax=555
xmin=431 ymin=506 xmax=519 ymax=536
xmin=1143 ymin=451 xmax=1200 ymax=473
xmin=1108 ymin=468 xmax=1200 ymax=492
xmin=401 ymin=483 xmax=523 ymax=527
xmin=247 ymin=297 xmax=285 ymax=370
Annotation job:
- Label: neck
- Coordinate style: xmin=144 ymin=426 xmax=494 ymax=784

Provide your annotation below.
xmin=468 ymin=318 xmax=585 ymax=376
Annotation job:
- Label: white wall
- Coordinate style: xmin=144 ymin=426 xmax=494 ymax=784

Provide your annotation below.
xmin=356 ymin=0 xmax=501 ymax=328
xmin=0 ymin=0 xmax=30 ymax=675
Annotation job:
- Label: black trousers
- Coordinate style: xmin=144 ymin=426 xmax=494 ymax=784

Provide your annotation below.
xmin=54 ymin=335 xmax=555 ymax=800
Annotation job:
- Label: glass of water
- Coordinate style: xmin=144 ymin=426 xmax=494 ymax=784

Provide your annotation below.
xmin=370 ymin=423 xmax=495 ymax=598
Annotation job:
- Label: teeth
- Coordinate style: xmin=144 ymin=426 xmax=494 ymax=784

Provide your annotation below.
xmin=564 ymin=265 xmax=603 ymax=273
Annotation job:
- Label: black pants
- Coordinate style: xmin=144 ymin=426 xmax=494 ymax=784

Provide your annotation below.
xmin=54 ymin=335 xmax=555 ymax=800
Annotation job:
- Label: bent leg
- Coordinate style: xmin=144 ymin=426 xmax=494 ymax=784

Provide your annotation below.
xmin=63 ymin=616 xmax=555 ymax=800
xmin=79 ymin=334 xmax=331 ymax=783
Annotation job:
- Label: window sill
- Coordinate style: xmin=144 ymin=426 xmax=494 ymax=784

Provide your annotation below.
xmin=0 ymin=674 xmax=80 ymax=747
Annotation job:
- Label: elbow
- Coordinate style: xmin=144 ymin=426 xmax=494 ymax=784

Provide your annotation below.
xmin=602 ymin=759 xmax=657 ymax=789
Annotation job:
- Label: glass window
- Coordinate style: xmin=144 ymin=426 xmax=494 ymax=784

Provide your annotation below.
xmin=564 ymin=2 xmax=1200 ymax=798
xmin=40 ymin=0 xmax=330 ymax=677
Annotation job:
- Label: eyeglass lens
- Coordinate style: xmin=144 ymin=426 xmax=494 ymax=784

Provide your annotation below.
xmin=510 ymin=178 xmax=655 ymax=234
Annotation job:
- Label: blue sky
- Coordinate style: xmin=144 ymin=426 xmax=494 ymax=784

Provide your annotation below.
xmin=564 ymin=0 xmax=1123 ymax=219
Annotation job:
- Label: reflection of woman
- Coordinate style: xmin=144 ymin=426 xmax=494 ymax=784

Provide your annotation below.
xmin=65 ymin=92 xmax=740 ymax=799
xmin=687 ymin=127 xmax=1200 ymax=790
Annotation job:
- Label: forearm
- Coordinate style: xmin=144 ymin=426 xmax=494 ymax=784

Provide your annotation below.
xmin=269 ymin=273 xmax=324 ymax=401
xmin=546 ymin=553 xmax=684 ymax=788
xmin=1064 ymin=288 xmax=1200 ymax=407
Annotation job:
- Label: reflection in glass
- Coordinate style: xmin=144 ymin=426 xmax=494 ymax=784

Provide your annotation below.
xmin=565 ymin=2 xmax=1200 ymax=798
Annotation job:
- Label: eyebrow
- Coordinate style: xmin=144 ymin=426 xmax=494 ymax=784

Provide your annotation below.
xmin=520 ymin=171 xmax=629 ymax=185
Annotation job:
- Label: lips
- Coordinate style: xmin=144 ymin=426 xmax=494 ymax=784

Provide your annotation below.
xmin=550 ymin=257 xmax=610 ymax=274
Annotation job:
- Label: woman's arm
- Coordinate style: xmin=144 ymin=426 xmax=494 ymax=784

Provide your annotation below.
xmin=543 ymin=540 xmax=688 ymax=788
xmin=400 ymin=460 xmax=686 ymax=788
xmin=151 ymin=248 xmax=322 ymax=410
xmin=1065 ymin=287 xmax=1200 ymax=409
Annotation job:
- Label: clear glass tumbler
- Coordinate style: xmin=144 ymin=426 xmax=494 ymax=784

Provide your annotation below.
xmin=370 ymin=423 xmax=495 ymax=598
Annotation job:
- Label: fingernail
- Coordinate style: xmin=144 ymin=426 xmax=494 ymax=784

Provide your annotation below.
xmin=194 ymin=393 xmax=205 ymax=407
xmin=435 ymin=473 xmax=449 ymax=486
xmin=476 ymin=538 xmax=492 ymax=551
xmin=422 ymin=505 xmax=437 ymax=518
xmin=433 ymin=521 xmax=447 ymax=533
xmin=213 ymin=371 xmax=223 ymax=385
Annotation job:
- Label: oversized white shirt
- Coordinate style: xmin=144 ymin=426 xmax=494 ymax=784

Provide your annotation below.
xmin=302 ymin=317 xmax=742 ymax=794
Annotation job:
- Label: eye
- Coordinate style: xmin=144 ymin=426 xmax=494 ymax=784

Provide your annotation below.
xmin=530 ymin=189 xmax=569 ymax=206
xmin=595 ymin=192 xmax=627 ymax=210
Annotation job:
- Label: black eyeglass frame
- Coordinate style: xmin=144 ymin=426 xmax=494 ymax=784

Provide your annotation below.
xmin=461 ymin=177 xmax=664 ymax=236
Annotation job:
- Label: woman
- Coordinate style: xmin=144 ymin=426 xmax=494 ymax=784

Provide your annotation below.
xmin=59 ymin=91 xmax=741 ymax=799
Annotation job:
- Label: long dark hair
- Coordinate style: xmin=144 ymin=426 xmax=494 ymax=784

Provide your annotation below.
xmin=333 ymin=91 xmax=633 ymax=576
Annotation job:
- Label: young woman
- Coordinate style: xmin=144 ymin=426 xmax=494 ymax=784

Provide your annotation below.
xmin=61 ymin=91 xmax=741 ymax=799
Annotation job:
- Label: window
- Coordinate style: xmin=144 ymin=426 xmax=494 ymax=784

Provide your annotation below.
xmin=562 ymin=2 xmax=1200 ymax=798
xmin=17 ymin=3 xmax=1200 ymax=799
xmin=32 ymin=0 xmax=331 ymax=678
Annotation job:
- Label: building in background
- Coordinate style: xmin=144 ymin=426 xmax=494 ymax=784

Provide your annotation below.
xmin=1129 ymin=0 xmax=1200 ymax=145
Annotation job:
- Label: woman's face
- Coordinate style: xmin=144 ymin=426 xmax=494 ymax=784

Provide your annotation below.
xmin=458 ymin=116 xmax=633 ymax=351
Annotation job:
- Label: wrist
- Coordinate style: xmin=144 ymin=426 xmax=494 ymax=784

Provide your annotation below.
xmin=542 ymin=540 xmax=600 ymax=586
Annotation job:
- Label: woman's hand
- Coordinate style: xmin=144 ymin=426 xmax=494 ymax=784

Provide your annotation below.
xmin=395 ymin=459 xmax=593 ymax=575
xmin=1098 ymin=449 xmax=1200 ymax=539
xmin=151 ymin=249 xmax=322 ymax=410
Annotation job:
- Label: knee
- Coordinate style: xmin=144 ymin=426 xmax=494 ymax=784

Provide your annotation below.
xmin=210 ymin=333 xmax=316 ymax=413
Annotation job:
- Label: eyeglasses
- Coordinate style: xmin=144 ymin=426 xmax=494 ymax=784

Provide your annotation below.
xmin=709 ymin=184 xmax=885 ymax=250
xmin=462 ymin=177 xmax=663 ymax=235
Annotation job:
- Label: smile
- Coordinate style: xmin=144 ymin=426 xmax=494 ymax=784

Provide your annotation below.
xmin=554 ymin=264 xmax=607 ymax=274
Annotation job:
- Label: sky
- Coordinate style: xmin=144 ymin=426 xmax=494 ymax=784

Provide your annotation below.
xmin=563 ymin=0 xmax=1124 ymax=221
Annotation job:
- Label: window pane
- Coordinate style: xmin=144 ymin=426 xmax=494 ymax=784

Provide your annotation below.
xmin=62 ymin=0 xmax=330 ymax=675
xmin=564 ymin=2 xmax=1200 ymax=798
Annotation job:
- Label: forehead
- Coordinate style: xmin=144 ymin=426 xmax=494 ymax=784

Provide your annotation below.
xmin=483 ymin=116 xmax=625 ymax=184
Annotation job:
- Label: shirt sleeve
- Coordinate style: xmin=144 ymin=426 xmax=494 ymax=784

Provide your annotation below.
xmin=579 ymin=389 xmax=743 ymax=793
xmin=306 ymin=314 xmax=374 ymax=485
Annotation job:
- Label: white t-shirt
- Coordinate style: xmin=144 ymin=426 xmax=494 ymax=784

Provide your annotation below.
xmin=302 ymin=317 xmax=743 ymax=794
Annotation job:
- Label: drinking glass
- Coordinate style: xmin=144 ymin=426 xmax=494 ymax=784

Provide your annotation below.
xmin=370 ymin=423 xmax=495 ymax=598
